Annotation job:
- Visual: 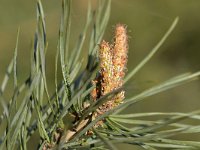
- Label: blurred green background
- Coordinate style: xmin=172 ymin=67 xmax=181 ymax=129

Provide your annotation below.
xmin=0 ymin=0 xmax=200 ymax=149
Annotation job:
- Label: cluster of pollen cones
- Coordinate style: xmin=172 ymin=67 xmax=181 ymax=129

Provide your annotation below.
xmin=91 ymin=24 xmax=128 ymax=127
xmin=55 ymin=24 xmax=129 ymax=147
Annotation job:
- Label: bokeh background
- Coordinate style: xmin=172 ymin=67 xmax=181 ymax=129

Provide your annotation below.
xmin=0 ymin=0 xmax=200 ymax=149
